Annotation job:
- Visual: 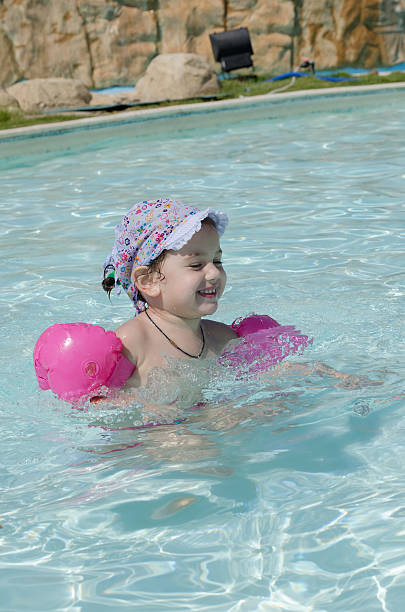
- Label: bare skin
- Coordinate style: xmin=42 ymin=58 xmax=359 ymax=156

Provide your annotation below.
xmin=116 ymin=223 xmax=236 ymax=388
xmin=91 ymin=223 xmax=381 ymax=414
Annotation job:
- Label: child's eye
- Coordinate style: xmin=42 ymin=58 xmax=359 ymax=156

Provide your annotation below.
xmin=189 ymin=260 xmax=223 ymax=270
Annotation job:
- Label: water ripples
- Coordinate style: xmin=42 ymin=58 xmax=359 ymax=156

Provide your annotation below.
xmin=1 ymin=90 xmax=405 ymax=610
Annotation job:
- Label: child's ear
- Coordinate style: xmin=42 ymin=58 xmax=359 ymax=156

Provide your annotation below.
xmin=132 ymin=266 xmax=161 ymax=299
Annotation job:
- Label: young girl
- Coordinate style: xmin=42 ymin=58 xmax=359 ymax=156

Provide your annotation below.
xmin=34 ymin=197 xmax=377 ymax=406
xmin=102 ymin=198 xmax=237 ymax=388
xmin=102 ymin=197 xmax=379 ymax=397
xmin=34 ymin=197 xmax=311 ymax=406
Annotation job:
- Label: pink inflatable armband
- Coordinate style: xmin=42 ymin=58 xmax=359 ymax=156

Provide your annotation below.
xmin=220 ymin=314 xmax=313 ymax=374
xmin=231 ymin=313 xmax=280 ymax=336
xmin=33 ymin=323 xmax=135 ymax=403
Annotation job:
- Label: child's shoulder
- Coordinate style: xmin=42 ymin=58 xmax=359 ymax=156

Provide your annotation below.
xmin=115 ymin=316 xmax=143 ymax=339
xmin=115 ymin=317 xmax=146 ymax=364
xmin=203 ymin=318 xmax=237 ymax=337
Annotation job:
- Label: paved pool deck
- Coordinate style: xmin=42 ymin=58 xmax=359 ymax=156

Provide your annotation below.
xmin=1 ymin=81 xmax=405 ymax=142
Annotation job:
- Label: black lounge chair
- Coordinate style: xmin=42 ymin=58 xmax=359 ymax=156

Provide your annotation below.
xmin=209 ymin=28 xmax=254 ymax=76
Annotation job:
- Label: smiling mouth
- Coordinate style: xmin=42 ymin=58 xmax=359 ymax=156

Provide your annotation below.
xmin=198 ymin=288 xmax=217 ymax=298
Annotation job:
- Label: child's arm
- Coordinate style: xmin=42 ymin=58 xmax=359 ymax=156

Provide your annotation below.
xmin=115 ymin=320 xmax=139 ymax=365
xmin=278 ymin=360 xmax=382 ymax=389
xmin=203 ymin=319 xmax=238 ymax=354
xmin=226 ymin=314 xmax=381 ymax=390
xmin=313 ymin=362 xmax=382 ymax=388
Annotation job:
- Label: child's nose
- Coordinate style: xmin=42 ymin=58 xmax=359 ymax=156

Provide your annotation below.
xmin=205 ymin=263 xmax=221 ymax=282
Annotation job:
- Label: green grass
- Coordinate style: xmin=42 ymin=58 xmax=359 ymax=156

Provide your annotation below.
xmin=220 ymin=70 xmax=405 ymax=97
xmin=1 ymin=71 xmax=405 ymax=131
xmin=0 ymin=108 xmax=84 ymax=130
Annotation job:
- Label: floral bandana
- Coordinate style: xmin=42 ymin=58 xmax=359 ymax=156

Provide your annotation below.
xmin=104 ymin=198 xmax=228 ymax=314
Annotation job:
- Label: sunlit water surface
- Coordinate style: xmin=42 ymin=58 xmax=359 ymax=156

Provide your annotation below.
xmin=1 ymin=91 xmax=404 ymax=611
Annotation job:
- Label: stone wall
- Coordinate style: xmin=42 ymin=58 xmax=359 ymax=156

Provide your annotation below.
xmin=1 ymin=0 xmax=404 ymax=88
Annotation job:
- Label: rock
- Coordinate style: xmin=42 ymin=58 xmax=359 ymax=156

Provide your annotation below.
xmin=7 ymin=78 xmax=91 ymax=112
xmin=1 ymin=1 xmax=92 ymax=87
xmin=134 ymin=53 xmax=220 ymax=102
xmin=0 ymin=28 xmax=22 ymax=88
xmin=112 ymin=89 xmax=140 ymax=103
xmin=89 ymin=90 xmax=140 ymax=106
xmin=84 ymin=4 xmax=158 ymax=88
xmin=0 ymin=87 xmax=19 ymax=110
xmin=253 ymin=33 xmax=293 ymax=75
xmin=225 ymin=0 xmax=295 ymax=73
xmin=226 ymin=0 xmax=295 ymax=74
xmin=89 ymin=92 xmax=120 ymax=107
xmin=228 ymin=0 xmax=294 ymax=35
xmin=296 ymin=0 xmax=404 ymax=70
xmin=0 ymin=1 xmax=157 ymax=90
xmin=158 ymin=0 xmax=223 ymax=60
xmin=1 ymin=1 xmax=405 ymax=88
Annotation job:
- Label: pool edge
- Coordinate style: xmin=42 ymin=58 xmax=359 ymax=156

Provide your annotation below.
xmin=1 ymin=82 xmax=405 ymax=142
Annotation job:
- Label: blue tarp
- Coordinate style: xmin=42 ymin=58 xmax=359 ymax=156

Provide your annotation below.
xmin=267 ymin=72 xmax=358 ymax=83
xmin=316 ymin=75 xmax=358 ymax=82
xmin=269 ymin=72 xmax=309 ymax=81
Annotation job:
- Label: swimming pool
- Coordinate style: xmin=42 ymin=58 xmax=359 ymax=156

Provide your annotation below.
xmin=1 ymin=89 xmax=404 ymax=611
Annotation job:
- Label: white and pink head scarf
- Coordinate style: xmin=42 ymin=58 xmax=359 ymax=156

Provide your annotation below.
xmin=104 ymin=198 xmax=228 ymax=314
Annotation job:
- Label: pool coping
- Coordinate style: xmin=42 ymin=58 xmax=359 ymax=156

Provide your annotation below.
xmin=1 ymin=81 xmax=405 ymax=142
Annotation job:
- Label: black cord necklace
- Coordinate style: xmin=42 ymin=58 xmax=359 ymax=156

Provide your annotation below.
xmin=145 ymin=309 xmax=205 ymax=359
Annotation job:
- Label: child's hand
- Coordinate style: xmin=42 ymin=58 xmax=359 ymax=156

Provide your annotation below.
xmin=314 ymin=362 xmax=383 ymax=389
xmin=279 ymin=361 xmax=383 ymax=390
xmin=335 ymin=374 xmax=383 ymax=390
xmin=90 ymin=396 xmax=107 ymax=404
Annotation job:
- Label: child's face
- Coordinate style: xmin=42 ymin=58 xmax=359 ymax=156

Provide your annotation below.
xmin=157 ymin=224 xmax=226 ymax=318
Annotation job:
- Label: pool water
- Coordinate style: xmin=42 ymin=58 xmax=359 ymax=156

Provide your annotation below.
xmin=1 ymin=90 xmax=404 ymax=611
